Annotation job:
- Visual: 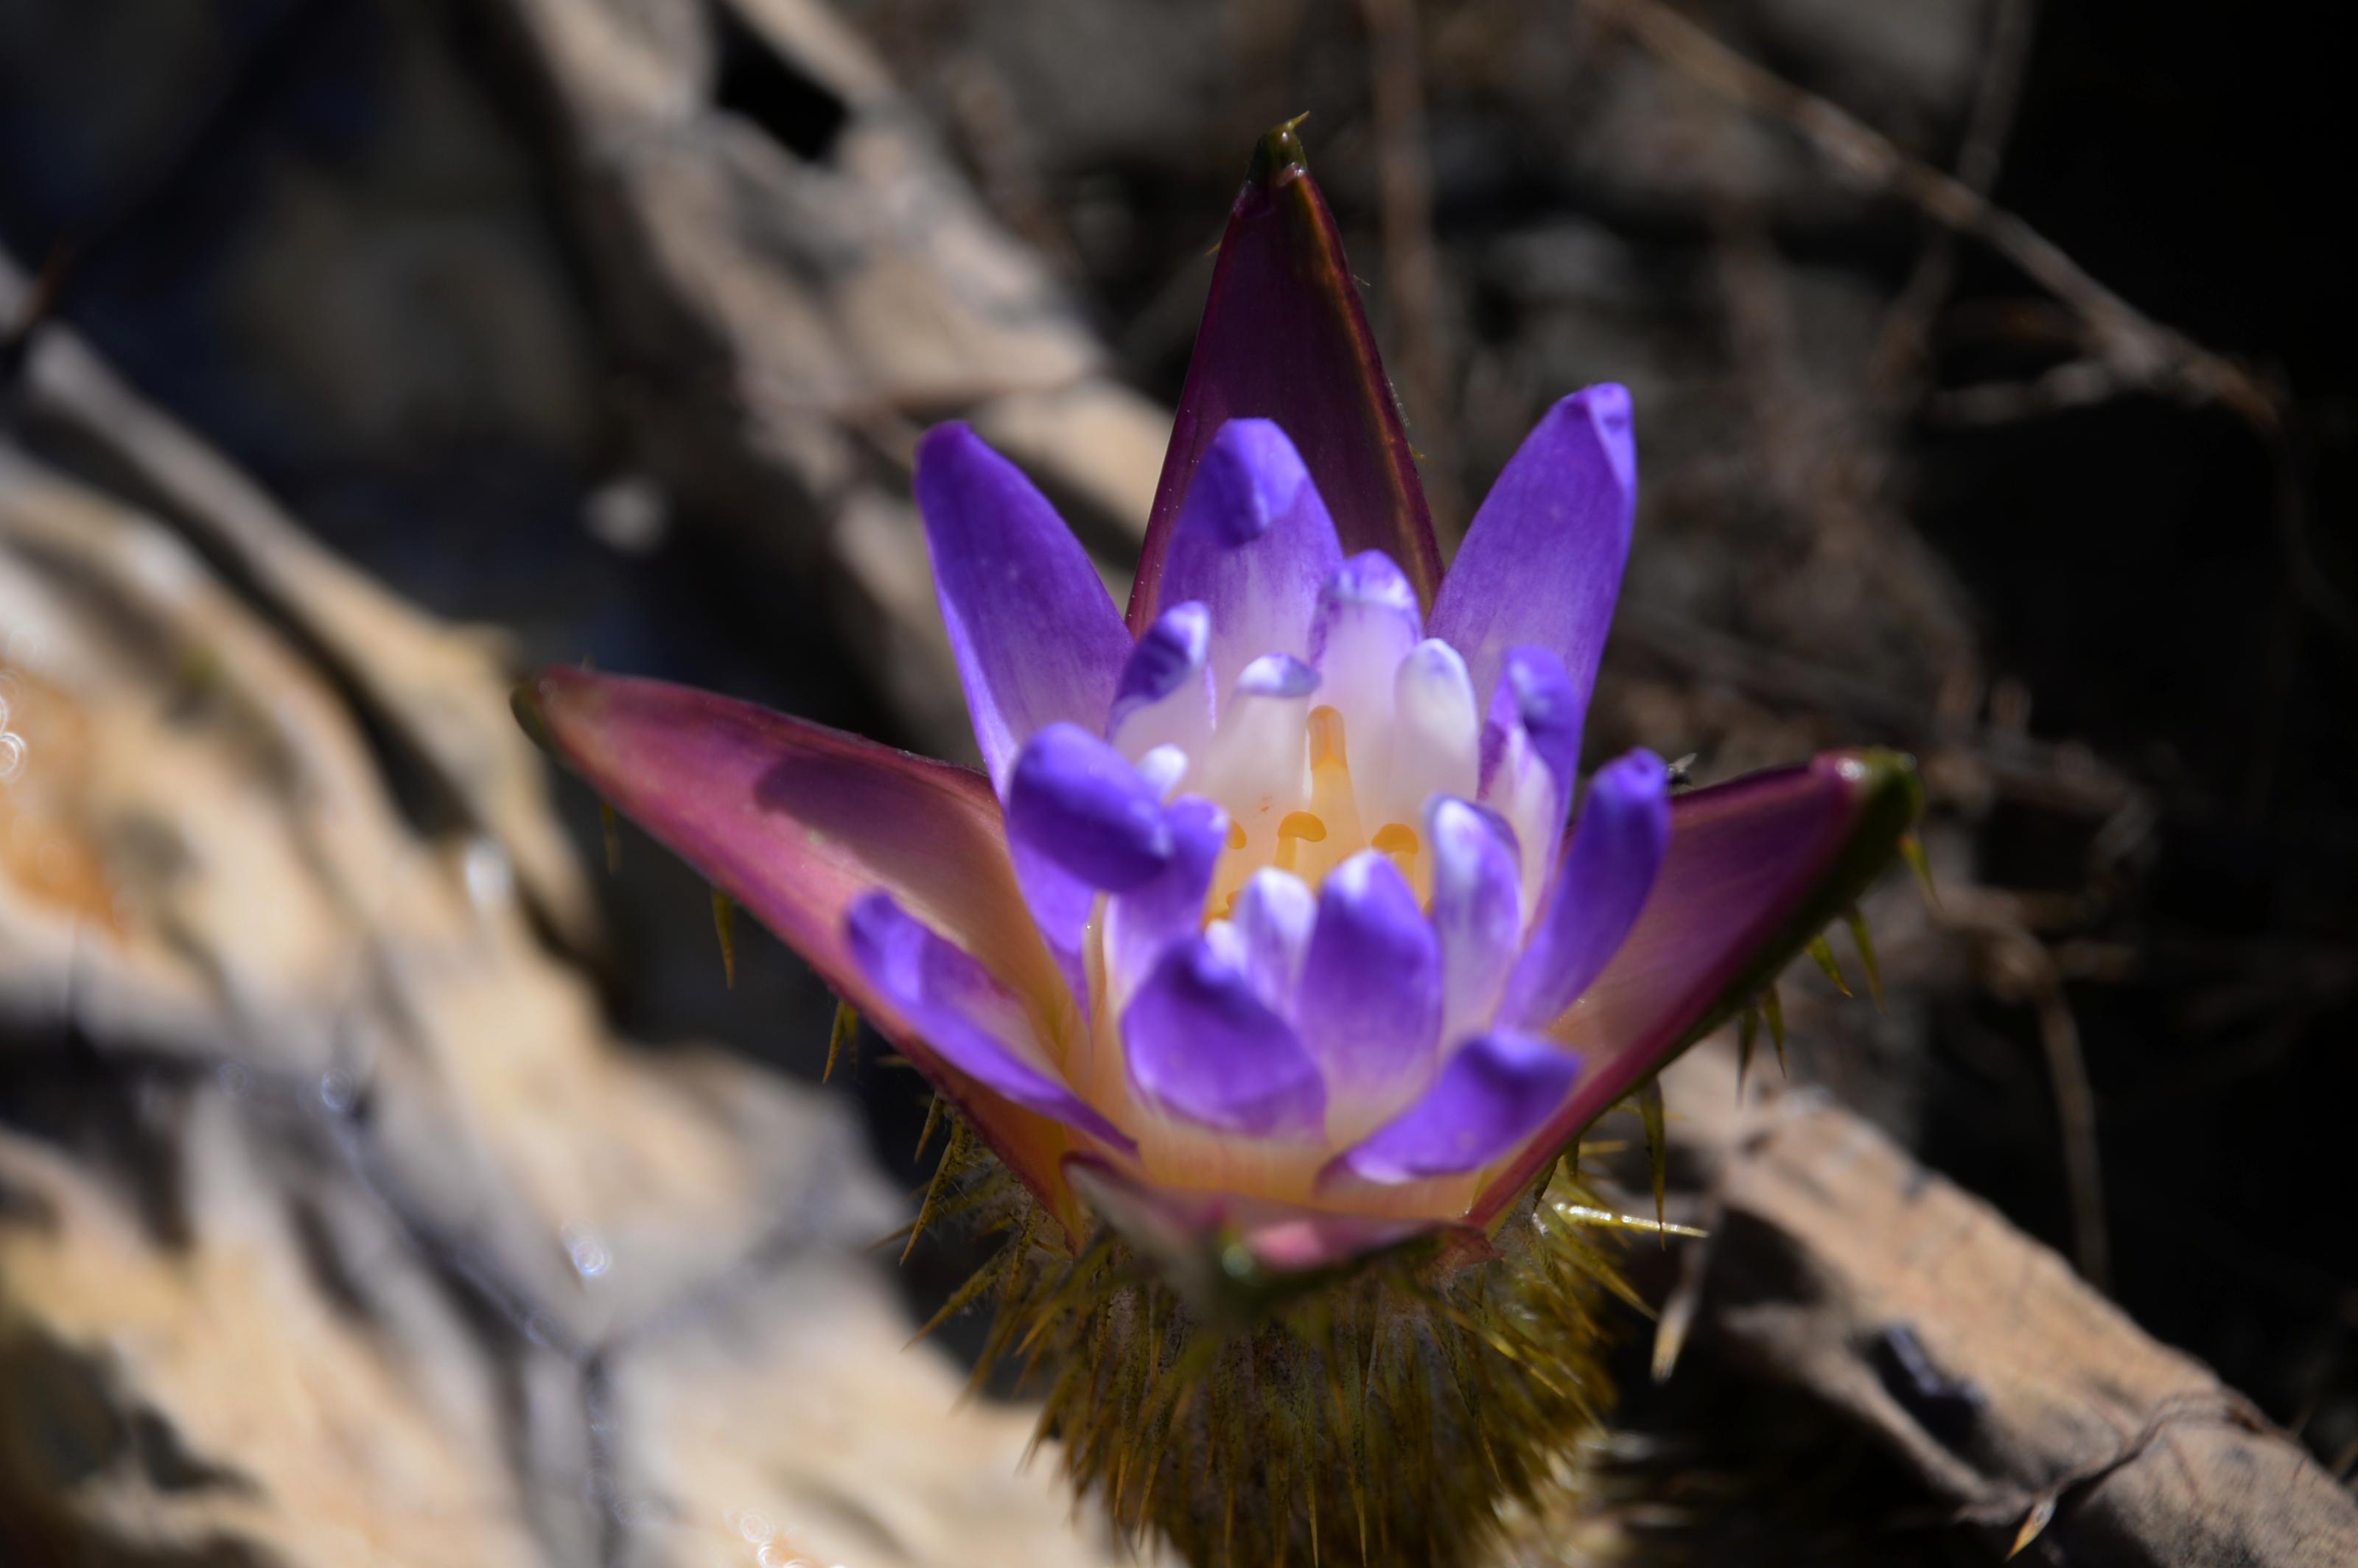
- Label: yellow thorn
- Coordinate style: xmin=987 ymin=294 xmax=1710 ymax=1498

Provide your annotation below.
xmin=710 ymin=887 xmax=736 ymax=988
xmin=825 ymin=998 xmax=858 ymax=1082
xmin=1650 ymin=1303 xmax=1690 ymax=1385
xmin=1900 ymin=831 xmax=1941 ymax=909
xmin=1844 ymin=906 xmax=1886 ymax=1010
xmin=901 ymin=1120 xmax=970 ymax=1265
xmin=2007 ymin=1497 xmax=2057 ymax=1559
xmin=1764 ymin=984 xmax=1788 ymax=1076
xmin=599 ymin=800 xmax=620 ymax=875
xmin=1808 ymin=933 xmax=1853 ymax=997
xmin=913 ymin=1092 xmax=946 ymax=1162
xmin=1736 ymin=1006 xmax=1758 ymax=1098
xmin=1551 ymin=1202 xmax=1707 ymax=1239
xmin=1636 ymin=1077 xmax=1668 ymax=1247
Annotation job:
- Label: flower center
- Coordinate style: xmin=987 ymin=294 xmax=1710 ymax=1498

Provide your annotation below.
xmin=1205 ymin=704 xmax=1427 ymax=923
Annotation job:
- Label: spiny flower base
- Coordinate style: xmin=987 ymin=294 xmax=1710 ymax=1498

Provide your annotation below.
xmin=924 ymin=1134 xmax=1630 ymax=1568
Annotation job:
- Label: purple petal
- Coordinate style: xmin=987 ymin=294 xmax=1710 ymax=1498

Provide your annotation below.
xmin=916 ymin=422 xmax=1132 ymax=794
xmin=1324 ymin=1033 xmax=1582 ymax=1184
xmin=1427 ymin=797 xmax=1525 ymax=1045
xmin=1128 ymin=124 xmax=1443 ymax=632
xmin=1297 ymin=851 xmax=1443 ymax=1096
xmin=1159 ymin=420 xmax=1343 ymax=701
xmin=1503 ymin=749 xmax=1670 ymax=1029
xmin=1109 ymin=601 xmax=1216 ymax=762
xmin=1105 ymin=797 xmax=1229 ymax=1007
xmin=515 ymin=667 xmax=1093 ymax=1217
xmin=1429 ymin=385 xmax=1636 ymax=716
xmin=849 ymin=893 xmax=1131 ymax=1151
xmin=1468 ymin=751 xmax=1922 ymax=1225
xmin=1230 ymin=867 xmax=1318 ymax=1016
xmin=1007 ymin=839 xmax=1095 ymax=1012
xmin=1005 ymin=723 xmax=1174 ymax=892
xmin=1122 ymin=936 xmax=1327 ymax=1136
xmin=1498 ymin=645 xmax=1583 ymax=797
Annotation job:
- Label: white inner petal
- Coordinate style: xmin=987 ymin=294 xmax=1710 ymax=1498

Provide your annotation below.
xmin=1380 ymin=639 xmax=1482 ymax=835
xmin=1487 ymin=724 xmax=1560 ymax=903
xmin=1232 ymin=867 xmax=1317 ymax=1016
xmin=1110 ymin=668 xmax=1213 ymax=763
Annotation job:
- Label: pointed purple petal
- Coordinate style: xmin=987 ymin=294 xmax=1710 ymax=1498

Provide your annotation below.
xmin=514 ymin=667 xmax=1093 ymax=1223
xmin=1007 ymin=837 xmax=1095 ymax=1012
xmin=1504 ymin=749 xmax=1671 ymax=1029
xmin=1129 ymin=125 xmax=1443 ymax=631
xmin=1324 ymin=1033 xmax=1582 ymax=1185
xmin=1105 ymin=796 xmax=1229 ymax=1006
xmin=916 ymin=422 xmax=1132 ymax=793
xmin=849 ymin=893 xmax=1132 ymax=1152
xmin=1469 ymin=750 xmax=1925 ymax=1224
xmin=1005 ymin=723 xmax=1174 ymax=892
xmin=1427 ymin=796 xmax=1525 ymax=1045
xmin=1159 ymin=420 xmax=1343 ymax=699
xmin=1298 ymin=851 xmax=1444 ymax=1096
xmin=1430 ymin=385 xmax=1636 ymax=715
xmin=1122 ymin=935 xmax=1326 ymax=1136
xmin=1109 ymin=601 xmax=1216 ymax=762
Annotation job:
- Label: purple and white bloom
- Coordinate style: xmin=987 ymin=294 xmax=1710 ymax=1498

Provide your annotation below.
xmin=516 ymin=126 xmax=1917 ymax=1277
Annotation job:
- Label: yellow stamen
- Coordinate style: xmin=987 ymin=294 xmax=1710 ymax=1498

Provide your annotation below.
xmin=1371 ymin=821 xmax=1425 ymax=900
xmin=1273 ymin=810 xmax=1326 ymax=875
xmin=1300 ymin=706 xmax=1365 ymax=884
xmin=1307 ymin=704 xmax=1346 ymax=769
xmin=1226 ymin=819 xmax=1248 ymax=851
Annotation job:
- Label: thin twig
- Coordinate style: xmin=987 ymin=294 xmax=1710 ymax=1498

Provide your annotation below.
xmin=1936 ymin=892 xmax=2111 ymax=1290
xmin=0 ymin=0 xmax=332 ymax=382
xmin=1592 ymin=0 xmax=2267 ymax=425
xmin=1871 ymin=0 xmax=2041 ymax=395
xmin=1592 ymin=0 xmax=2358 ymax=756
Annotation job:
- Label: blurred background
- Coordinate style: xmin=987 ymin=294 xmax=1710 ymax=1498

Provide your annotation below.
xmin=1 ymin=1 xmax=2351 ymax=1564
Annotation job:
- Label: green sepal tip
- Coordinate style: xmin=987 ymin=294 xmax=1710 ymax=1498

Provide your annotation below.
xmin=1808 ymin=932 xmax=1853 ymax=997
xmin=1844 ymin=905 xmax=1885 ymax=1010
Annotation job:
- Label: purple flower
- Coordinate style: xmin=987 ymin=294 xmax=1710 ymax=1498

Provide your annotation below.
xmin=515 ymin=129 xmax=1918 ymax=1268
